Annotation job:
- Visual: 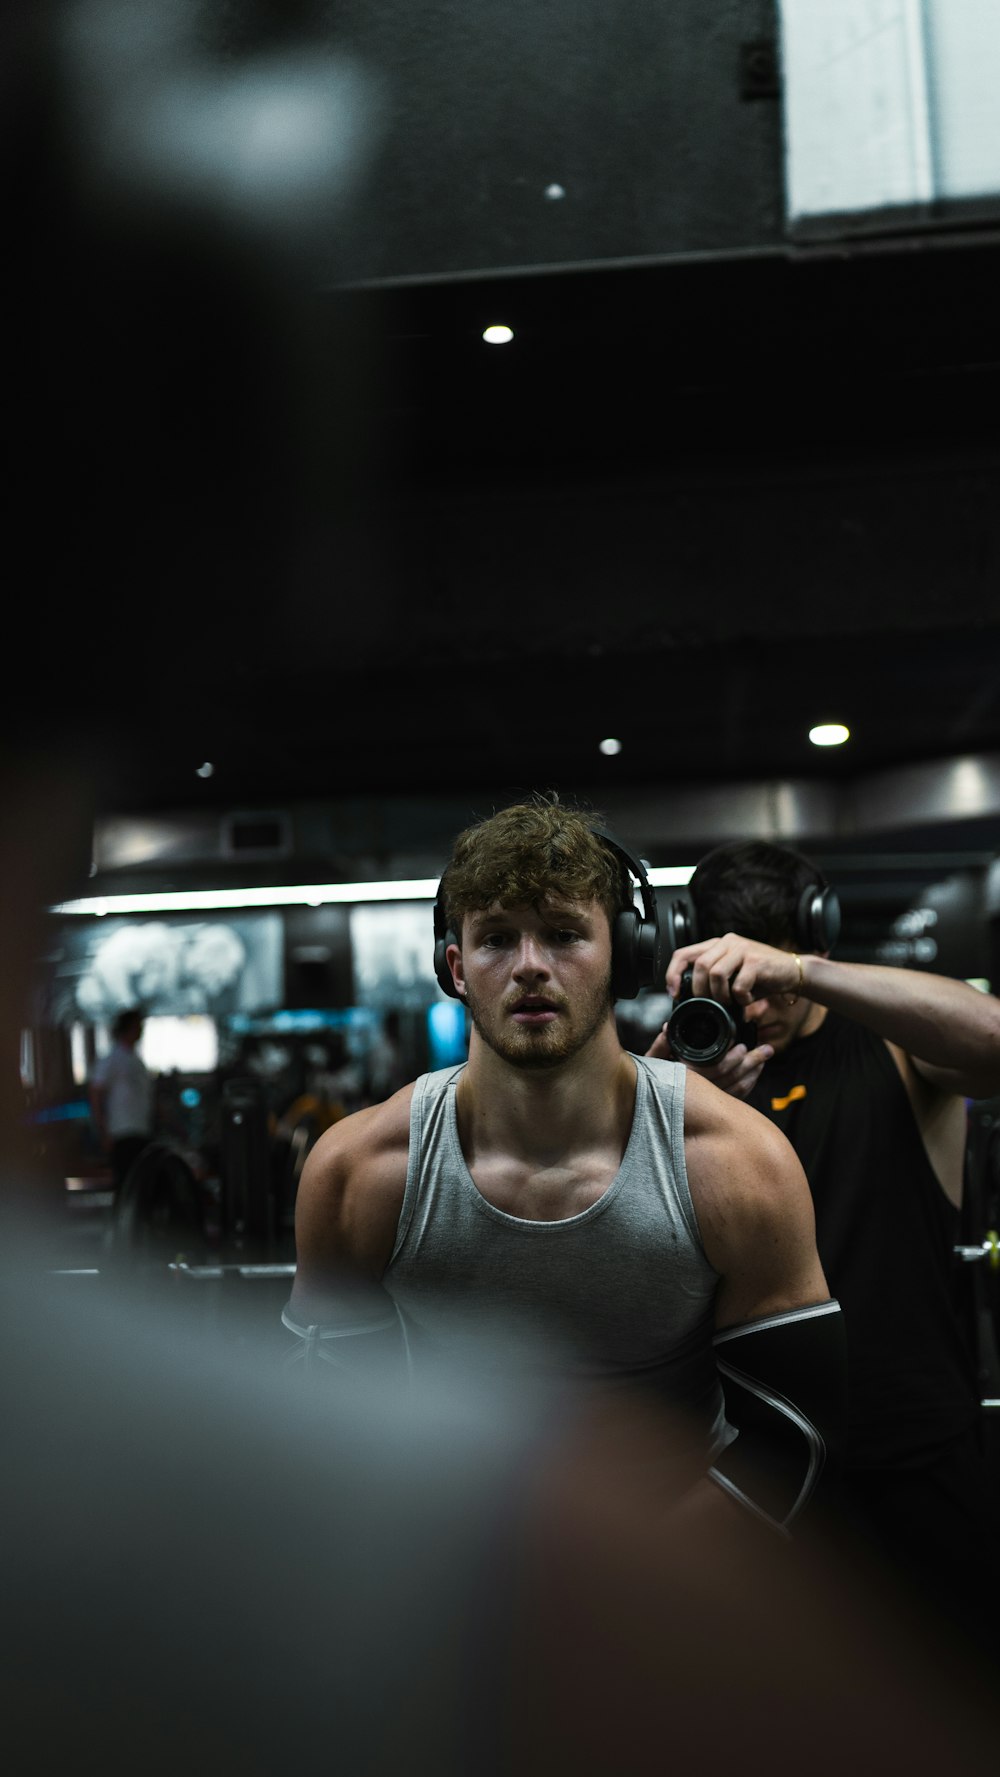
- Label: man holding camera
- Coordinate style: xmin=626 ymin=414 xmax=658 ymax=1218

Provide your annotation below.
xmin=648 ymin=839 xmax=1000 ymax=1650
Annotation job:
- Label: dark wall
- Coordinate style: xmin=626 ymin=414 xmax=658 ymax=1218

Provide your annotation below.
xmin=828 ymin=868 xmax=993 ymax=982
xmin=211 ymin=0 xmax=785 ymax=283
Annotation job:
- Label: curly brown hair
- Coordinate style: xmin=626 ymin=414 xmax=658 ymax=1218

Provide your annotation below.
xmin=441 ymin=798 xmax=627 ymax=934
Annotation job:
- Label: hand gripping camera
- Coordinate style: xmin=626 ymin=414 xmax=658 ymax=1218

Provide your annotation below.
xmin=662 ymin=865 xmax=841 ymax=1067
xmin=665 ymin=970 xmax=756 ymax=1066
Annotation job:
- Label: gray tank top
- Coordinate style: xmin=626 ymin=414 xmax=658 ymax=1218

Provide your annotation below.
xmin=386 ymin=1054 xmax=730 ymax=1452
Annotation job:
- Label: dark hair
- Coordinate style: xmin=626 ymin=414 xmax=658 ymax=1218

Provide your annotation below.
xmin=441 ymin=797 xmax=627 ymax=934
xmin=690 ymin=841 xmax=826 ymax=949
xmin=112 ymin=1007 xmax=144 ymax=1040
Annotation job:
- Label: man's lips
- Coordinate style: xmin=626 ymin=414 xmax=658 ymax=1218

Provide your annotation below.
xmin=510 ymin=998 xmax=560 ymax=1022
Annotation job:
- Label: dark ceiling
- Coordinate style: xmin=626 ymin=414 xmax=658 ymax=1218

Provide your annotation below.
xmin=11 ymin=0 xmax=1000 ymax=830
xmin=30 ymin=226 xmax=1000 ymax=824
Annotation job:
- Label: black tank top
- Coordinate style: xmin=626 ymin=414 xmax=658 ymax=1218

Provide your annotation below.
xmin=747 ymin=1011 xmax=979 ymax=1469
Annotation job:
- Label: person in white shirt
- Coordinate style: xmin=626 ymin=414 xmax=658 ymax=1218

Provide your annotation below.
xmin=88 ymin=1007 xmax=155 ymax=1191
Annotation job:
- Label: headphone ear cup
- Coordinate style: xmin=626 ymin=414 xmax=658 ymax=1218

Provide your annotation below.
xmin=795 ymin=884 xmax=841 ymax=953
xmin=817 ymin=885 xmax=841 ymax=951
xmin=433 ymin=895 xmax=461 ymax=999
xmin=433 ymin=934 xmax=458 ymax=998
xmin=611 ymin=907 xmax=641 ymax=1001
xmin=665 ymin=894 xmax=698 ymax=955
xmin=636 ymin=914 xmax=661 ymax=995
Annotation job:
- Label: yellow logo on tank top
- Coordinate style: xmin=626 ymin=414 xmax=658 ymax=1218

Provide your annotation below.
xmin=771 ymin=1084 xmax=807 ymax=1111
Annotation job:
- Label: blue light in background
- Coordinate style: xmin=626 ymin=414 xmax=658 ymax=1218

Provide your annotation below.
xmin=26 ymin=1100 xmax=90 ymax=1125
xmin=180 ymin=1087 xmax=202 ymax=1109
xmin=427 ymin=1001 xmax=468 ymax=1069
xmin=228 ymin=1009 xmax=379 ymax=1034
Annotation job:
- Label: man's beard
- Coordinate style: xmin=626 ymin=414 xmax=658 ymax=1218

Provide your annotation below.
xmin=463 ymin=973 xmax=614 ymax=1071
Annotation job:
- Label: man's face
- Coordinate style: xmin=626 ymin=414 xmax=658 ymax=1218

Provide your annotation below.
xmin=448 ymin=897 xmax=615 ymax=1070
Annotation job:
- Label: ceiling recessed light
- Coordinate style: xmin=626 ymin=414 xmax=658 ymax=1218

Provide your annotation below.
xmin=196 ymin=762 xmax=215 ymax=777
xmin=482 ymin=325 xmax=514 ymax=344
xmin=808 ymin=724 xmax=850 ymax=747
xmin=599 ymin=737 xmax=623 ymax=756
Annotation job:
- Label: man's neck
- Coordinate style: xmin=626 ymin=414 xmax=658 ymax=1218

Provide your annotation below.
xmin=456 ymin=1023 xmax=636 ymax=1166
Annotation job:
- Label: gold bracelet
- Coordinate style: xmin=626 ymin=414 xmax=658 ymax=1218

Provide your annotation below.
xmin=784 ymin=953 xmax=804 ymax=1007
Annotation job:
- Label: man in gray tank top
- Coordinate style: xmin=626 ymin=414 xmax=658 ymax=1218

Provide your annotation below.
xmin=287 ymin=799 xmax=847 ymax=1536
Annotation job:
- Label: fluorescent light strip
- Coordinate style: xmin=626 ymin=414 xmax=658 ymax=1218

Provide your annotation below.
xmin=646 ymin=867 xmax=694 ymax=887
xmin=52 ymin=880 xmax=442 ymax=915
xmin=50 ymin=865 xmax=694 ymax=916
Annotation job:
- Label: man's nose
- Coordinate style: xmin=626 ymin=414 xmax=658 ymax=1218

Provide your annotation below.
xmin=512 ymin=937 xmax=550 ymax=977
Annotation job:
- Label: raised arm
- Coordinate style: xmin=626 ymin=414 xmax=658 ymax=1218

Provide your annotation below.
xmin=665 ymin=935 xmax=1000 ymax=1101
xmin=787 ymin=953 xmax=1000 ymax=1098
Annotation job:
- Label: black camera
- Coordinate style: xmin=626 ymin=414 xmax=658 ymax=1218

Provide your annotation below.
xmin=666 ymin=970 xmax=756 ymax=1066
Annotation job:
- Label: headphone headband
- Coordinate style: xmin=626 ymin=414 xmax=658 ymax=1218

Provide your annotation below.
xmin=587 ymin=826 xmax=658 ymax=929
xmin=666 ymin=854 xmax=841 ymax=956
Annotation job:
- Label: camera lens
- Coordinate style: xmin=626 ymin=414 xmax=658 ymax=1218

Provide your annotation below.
xmin=677 ymin=1008 xmax=724 ymax=1052
xmin=666 ymin=995 xmax=736 ymax=1066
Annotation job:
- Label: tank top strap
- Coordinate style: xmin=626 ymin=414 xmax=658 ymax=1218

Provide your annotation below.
xmin=392 ymin=1067 xmax=464 ymax=1261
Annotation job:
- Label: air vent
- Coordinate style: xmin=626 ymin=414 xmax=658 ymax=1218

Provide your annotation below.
xmin=221 ymin=813 xmax=292 ymax=859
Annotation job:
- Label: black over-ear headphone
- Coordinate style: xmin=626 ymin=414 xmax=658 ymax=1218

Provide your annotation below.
xmin=664 ymin=866 xmax=841 ymax=957
xmin=432 ymin=828 xmax=660 ymax=1002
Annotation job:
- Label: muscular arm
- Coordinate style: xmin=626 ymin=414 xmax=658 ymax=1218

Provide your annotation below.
xmin=684 ymin=1070 xmax=830 ymax=1329
xmin=793 ymin=954 xmax=1000 ymax=1099
xmin=665 ymin=936 xmax=1000 ymax=1101
xmin=286 ymin=1086 xmax=412 ymax=1344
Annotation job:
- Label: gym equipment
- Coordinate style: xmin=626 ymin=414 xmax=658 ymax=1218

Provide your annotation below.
xmin=219 ymin=1076 xmax=273 ymax=1247
xmin=709 ymin=1299 xmax=847 ymax=1534
xmin=105 ymin=1141 xmax=207 ymax=1262
xmin=957 ymin=1099 xmax=1000 ymax=1431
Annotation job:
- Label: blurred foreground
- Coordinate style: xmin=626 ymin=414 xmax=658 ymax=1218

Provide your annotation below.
xmin=2 ymin=1212 xmax=996 ymax=1777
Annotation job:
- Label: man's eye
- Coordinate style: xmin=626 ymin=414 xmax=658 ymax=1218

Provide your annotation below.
xmin=555 ymin=930 xmax=582 ymax=944
xmin=482 ymin=931 xmax=512 ymax=948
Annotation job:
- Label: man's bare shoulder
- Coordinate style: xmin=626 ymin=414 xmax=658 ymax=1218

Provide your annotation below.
xmin=681 ymin=1067 xmax=828 ymax=1322
xmin=682 ymin=1066 xmax=813 ymax=1220
xmin=682 ymin=1065 xmax=791 ymax=1157
xmin=293 ymin=1082 xmax=415 ymax=1290
xmin=306 ymin=1081 xmax=414 ymax=1181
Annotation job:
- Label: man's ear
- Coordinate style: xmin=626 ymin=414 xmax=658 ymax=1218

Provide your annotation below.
xmin=445 ymin=941 xmax=466 ymax=995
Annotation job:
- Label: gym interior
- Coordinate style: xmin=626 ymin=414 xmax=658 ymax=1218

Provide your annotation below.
xmin=5 ymin=5 xmax=1000 ymax=1771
